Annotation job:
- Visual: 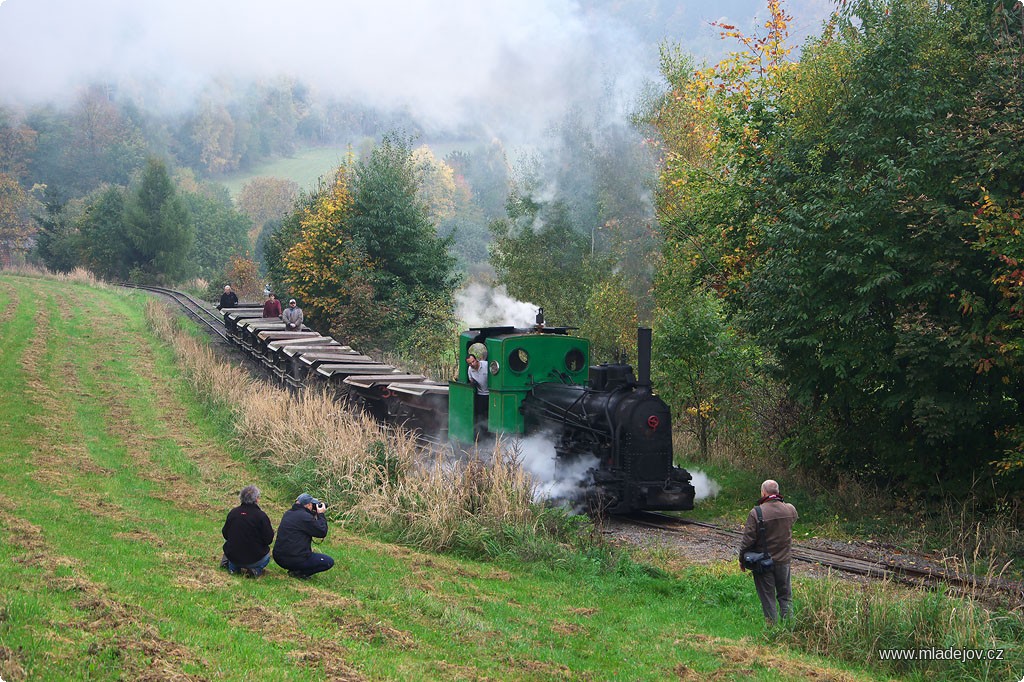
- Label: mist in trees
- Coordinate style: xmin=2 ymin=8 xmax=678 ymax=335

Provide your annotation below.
xmin=485 ymin=103 xmax=663 ymax=362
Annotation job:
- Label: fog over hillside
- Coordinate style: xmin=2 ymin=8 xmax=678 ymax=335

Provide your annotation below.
xmin=0 ymin=0 xmax=834 ymax=138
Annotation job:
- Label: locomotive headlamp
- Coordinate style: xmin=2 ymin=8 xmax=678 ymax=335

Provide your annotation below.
xmin=489 ymin=361 xmax=499 ymax=375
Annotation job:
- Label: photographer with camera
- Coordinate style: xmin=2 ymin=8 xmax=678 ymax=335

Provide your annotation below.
xmin=272 ymin=493 xmax=334 ymax=579
xmin=739 ymin=479 xmax=798 ymax=625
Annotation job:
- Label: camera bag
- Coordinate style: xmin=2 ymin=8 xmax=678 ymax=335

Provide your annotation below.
xmin=741 ymin=505 xmax=775 ymax=575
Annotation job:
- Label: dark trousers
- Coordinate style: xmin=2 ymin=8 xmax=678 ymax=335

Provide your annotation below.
xmin=753 ymin=561 xmax=792 ymax=623
xmin=474 ymin=392 xmax=489 ymax=436
xmin=282 ymin=552 xmax=334 ymax=578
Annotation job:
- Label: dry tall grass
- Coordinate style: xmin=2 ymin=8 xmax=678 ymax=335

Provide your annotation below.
xmin=1 ymin=264 xmax=105 ymax=287
xmin=145 ymin=301 xmax=547 ymax=554
xmin=771 ymin=576 xmax=1024 ymax=680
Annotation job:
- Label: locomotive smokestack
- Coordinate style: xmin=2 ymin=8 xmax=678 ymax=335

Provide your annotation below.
xmin=637 ymin=327 xmax=652 ymax=387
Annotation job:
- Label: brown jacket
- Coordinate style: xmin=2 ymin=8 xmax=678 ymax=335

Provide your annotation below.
xmin=740 ymin=497 xmax=798 ymax=564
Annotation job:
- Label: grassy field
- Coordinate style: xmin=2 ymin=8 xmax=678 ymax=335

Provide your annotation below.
xmin=216 ymin=142 xmax=476 ymax=199
xmin=217 ymin=147 xmax=354 ymax=198
xmin=0 ymin=273 xmax=1016 ymax=681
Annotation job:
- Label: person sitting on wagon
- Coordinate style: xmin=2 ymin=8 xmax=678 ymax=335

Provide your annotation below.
xmin=282 ymin=298 xmax=303 ymax=331
xmin=262 ymin=292 xmax=282 ymax=318
xmin=218 ymin=285 xmax=239 ymax=310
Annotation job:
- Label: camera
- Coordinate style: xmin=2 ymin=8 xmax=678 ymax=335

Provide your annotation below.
xmin=311 ymin=498 xmax=326 ymax=513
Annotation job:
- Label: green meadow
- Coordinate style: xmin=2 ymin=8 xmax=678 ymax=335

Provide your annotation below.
xmin=1 ymin=273 xmax=1017 ymax=681
xmin=218 ymin=146 xmax=353 ymax=198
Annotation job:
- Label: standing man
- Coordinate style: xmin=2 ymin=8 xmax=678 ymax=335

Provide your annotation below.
xmin=739 ymin=479 xmax=798 ymax=624
xmin=218 ymin=285 xmax=239 ymax=310
xmin=466 ymin=351 xmax=489 ymax=434
xmin=262 ymin=292 xmax=282 ymax=318
xmin=273 ymin=493 xmax=334 ymax=579
xmin=282 ymin=298 xmax=303 ymax=331
xmin=221 ymin=485 xmax=275 ymax=578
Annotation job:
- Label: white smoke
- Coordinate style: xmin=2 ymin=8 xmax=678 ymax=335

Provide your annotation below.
xmin=456 ymin=283 xmax=538 ymax=328
xmin=507 ymin=433 xmax=598 ymax=504
xmin=688 ymin=468 xmax=721 ymax=502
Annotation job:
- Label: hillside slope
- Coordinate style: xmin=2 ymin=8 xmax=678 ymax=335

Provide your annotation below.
xmin=0 ymin=273 xmax=889 ymax=681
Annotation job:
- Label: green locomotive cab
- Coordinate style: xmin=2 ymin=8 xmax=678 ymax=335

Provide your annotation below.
xmin=449 ymin=324 xmax=590 ymax=443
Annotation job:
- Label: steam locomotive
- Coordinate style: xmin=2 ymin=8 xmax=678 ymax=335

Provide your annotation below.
xmin=222 ymin=306 xmax=696 ymax=514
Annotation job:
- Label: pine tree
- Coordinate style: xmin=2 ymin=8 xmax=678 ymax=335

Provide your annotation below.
xmin=122 ymin=158 xmax=192 ymax=283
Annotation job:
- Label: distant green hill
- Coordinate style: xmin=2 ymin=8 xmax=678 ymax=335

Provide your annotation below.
xmin=217 ymin=141 xmax=475 ymax=199
xmin=218 ymin=146 xmax=354 ymax=198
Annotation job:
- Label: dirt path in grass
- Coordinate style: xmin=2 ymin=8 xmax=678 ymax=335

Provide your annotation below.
xmin=0 ymin=492 xmax=208 ymax=681
xmin=0 ymin=279 xmax=18 ymax=325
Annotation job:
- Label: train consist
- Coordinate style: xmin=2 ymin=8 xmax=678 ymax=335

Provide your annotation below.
xmin=221 ymin=306 xmax=695 ymax=514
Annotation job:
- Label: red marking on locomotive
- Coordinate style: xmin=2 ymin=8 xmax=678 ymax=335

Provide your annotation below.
xmin=647 ymin=415 xmax=660 ymax=429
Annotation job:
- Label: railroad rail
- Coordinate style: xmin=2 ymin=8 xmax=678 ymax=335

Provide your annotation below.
xmin=130 ymin=284 xmax=1023 ymax=604
xmin=121 ymin=283 xmax=231 ymax=342
xmin=624 ymin=511 xmax=1024 ymax=604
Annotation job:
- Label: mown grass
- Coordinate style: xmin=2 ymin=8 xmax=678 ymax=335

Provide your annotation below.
xmin=217 ymin=146 xmax=355 ymax=198
xmin=1 ymin=271 xmax=1019 ymax=681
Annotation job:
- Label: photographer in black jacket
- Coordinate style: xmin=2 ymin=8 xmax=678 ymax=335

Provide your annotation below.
xmin=221 ymin=485 xmax=274 ymax=578
xmin=272 ymin=493 xmax=334 ymax=579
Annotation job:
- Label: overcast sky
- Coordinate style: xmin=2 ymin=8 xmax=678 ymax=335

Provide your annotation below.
xmin=0 ymin=0 xmax=834 ymax=135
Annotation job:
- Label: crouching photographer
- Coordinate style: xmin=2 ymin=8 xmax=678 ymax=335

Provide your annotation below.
xmin=272 ymin=493 xmax=334 ymax=580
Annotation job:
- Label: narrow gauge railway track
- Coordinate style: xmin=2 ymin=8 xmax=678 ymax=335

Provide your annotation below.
xmin=122 ymin=283 xmax=231 ymax=342
xmin=134 ymin=286 xmax=455 ymax=439
xmin=125 ymin=284 xmax=1018 ymax=598
xmin=624 ymin=511 xmax=1024 ymax=604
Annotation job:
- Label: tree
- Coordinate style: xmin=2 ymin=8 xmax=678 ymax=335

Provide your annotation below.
xmin=220 ymin=255 xmax=262 ymax=301
xmin=349 ymin=133 xmax=459 ymax=351
xmin=743 ymin=0 xmax=1024 ymax=491
xmin=352 ymin=134 xmax=458 ymax=293
xmin=0 ymin=172 xmax=39 ymax=267
xmin=280 ymin=168 xmax=365 ymax=333
xmin=412 ymin=145 xmax=457 ymax=225
xmin=182 ymin=187 xmax=251 ymax=281
xmin=33 ymin=185 xmax=82 ymax=273
xmin=0 ymin=108 xmax=37 ymax=182
xmin=653 ymin=287 xmax=753 ymax=457
xmin=488 ymin=191 xmax=602 ymax=327
xmin=65 ymin=85 xmax=147 ymax=194
xmin=77 ymin=185 xmax=129 ymax=279
xmin=187 ymin=100 xmax=239 ymax=175
xmin=580 ymin=274 xmax=639 ymax=364
xmin=445 ymin=140 xmax=510 ymax=223
xmin=651 ymin=0 xmax=1024 ymax=494
xmin=236 ymin=176 xmax=299 ymax=245
xmin=122 ymin=158 xmax=193 ymax=283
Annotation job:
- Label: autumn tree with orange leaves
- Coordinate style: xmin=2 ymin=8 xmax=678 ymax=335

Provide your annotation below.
xmin=643 ymin=1 xmax=793 ymax=456
xmin=0 ymin=173 xmax=39 ymax=266
xmin=651 ymin=0 xmax=1024 ymax=497
xmin=266 ymin=135 xmax=459 ymax=360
